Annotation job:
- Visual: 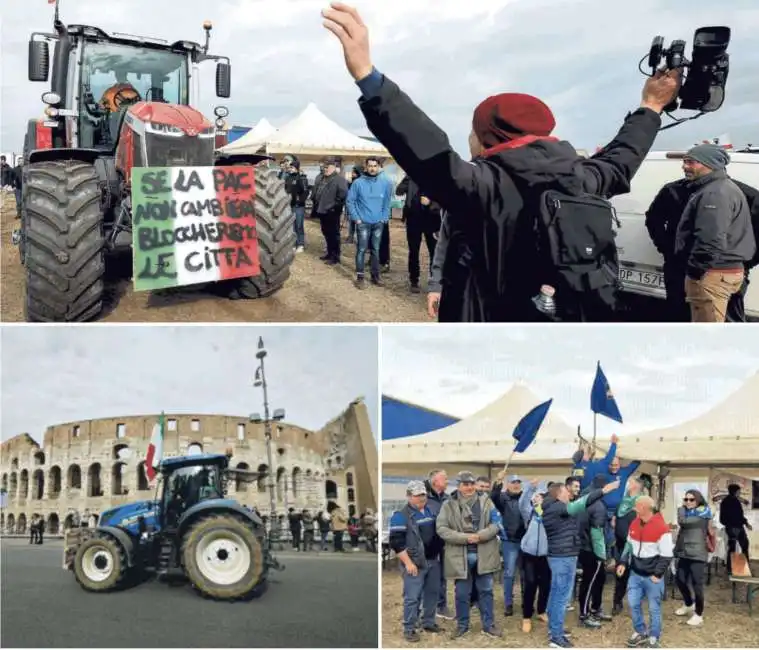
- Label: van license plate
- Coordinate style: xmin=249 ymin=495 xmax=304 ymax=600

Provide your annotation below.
xmin=619 ymin=268 xmax=665 ymax=288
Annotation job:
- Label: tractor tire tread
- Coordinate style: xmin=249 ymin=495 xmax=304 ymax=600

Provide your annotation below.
xmin=23 ymin=159 xmax=105 ymax=322
xmin=72 ymin=534 xmax=129 ymax=593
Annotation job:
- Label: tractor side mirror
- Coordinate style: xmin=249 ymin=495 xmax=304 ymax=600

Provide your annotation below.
xmin=216 ymin=62 xmax=231 ymax=98
xmin=29 ymin=39 xmax=50 ymax=82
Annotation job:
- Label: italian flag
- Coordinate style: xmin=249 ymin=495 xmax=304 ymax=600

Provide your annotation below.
xmin=145 ymin=412 xmax=165 ymax=481
xmin=131 ymin=166 xmax=260 ymax=292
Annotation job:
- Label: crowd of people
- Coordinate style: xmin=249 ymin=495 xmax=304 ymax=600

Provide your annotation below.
xmin=318 ymin=3 xmax=758 ymax=323
xmin=285 ymin=504 xmax=378 ymax=553
xmin=387 ymin=435 xmax=754 ymax=648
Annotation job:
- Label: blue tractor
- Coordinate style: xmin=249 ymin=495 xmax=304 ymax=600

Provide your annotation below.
xmin=63 ymin=453 xmax=283 ymax=600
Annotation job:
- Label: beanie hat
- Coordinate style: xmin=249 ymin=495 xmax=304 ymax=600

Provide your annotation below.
xmin=472 ymin=93 xmax=556 ymax=149
xmin=685 ymin=143 xmax=731 ymax=171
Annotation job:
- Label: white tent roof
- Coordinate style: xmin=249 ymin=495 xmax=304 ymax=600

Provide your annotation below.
xmin=260 ymin=103 xmax=389 ymax=157
xmin=218 ymin=118 xmax=278 ymax=154
xmin=382 ymin=383 xmax=581 ymax=467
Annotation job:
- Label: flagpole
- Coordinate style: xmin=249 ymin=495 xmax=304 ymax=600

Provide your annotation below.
xmin=592 ymin=411 xmax=597 ymax=459
xmin=501 ymin=448 xmax=516 ymax=476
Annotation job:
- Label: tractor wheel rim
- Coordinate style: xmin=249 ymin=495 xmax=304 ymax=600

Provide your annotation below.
xmin=195 ymin=530 xmax=251 ymax=586
xmin=81 ymin=545 xmax=114 ymax=582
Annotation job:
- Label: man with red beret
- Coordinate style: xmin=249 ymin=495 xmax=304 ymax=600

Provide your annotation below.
xmin=322 ymin=3 xmax=682 ymax=322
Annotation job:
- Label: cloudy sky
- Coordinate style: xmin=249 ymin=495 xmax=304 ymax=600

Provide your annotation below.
xmin=1 ymin=0 xmax=757 ymax=157
xmin=0 ymin=326 xmax=378 ymax=444
xmin=382 ymin=326 xmax=759 ymax=436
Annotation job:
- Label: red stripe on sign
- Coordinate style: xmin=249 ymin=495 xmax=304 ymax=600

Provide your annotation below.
xmin=214 ymin=165 xmax=260 ymax=280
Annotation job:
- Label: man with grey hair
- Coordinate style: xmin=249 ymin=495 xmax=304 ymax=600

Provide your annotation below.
xmin=425 ymin=468 xmax=453 ymax=619
xmin=388 ymin=480 xmax=444 ymax=642
xmin=674 ymin=143 xmax=756 ymax=322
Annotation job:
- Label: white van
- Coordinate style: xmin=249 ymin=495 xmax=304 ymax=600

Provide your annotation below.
xmin=612 ymin=150 xmax=759 ymax=320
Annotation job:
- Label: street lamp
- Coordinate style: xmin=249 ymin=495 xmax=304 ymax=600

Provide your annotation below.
xmin=250 ymin=336 xmax=286 ymax=548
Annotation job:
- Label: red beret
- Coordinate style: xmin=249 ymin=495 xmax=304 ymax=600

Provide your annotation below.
xmin=472 ymin=93 xmax=556 ymax=149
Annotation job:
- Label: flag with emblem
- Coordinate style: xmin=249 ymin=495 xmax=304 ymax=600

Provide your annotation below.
xmin=590 ymin=362 xmax=623 ymax=423
xmin=145 ymin=411 xmax=166 ymax=481
xmin=512 ymin=399 xmax=553 ymax=453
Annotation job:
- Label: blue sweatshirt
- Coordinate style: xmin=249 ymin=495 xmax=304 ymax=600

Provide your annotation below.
xmin=573 ymin=442 xmax=617 ymax=490
xmin=346 ymin=172 xmax=392 ymax=224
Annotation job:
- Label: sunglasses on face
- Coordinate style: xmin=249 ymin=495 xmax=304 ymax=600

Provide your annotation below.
xmin=684 ymin=497 xmax=696 ymax=502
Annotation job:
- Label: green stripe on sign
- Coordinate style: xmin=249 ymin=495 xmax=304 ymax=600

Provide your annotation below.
xmin=131 ymin=167 xmax=180 ymax=292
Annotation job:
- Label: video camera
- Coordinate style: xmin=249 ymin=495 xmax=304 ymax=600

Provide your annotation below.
xmin=644 ymin=27 xmax=730 ymax=115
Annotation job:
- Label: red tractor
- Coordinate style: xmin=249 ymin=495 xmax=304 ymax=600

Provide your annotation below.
xmin=16 ymin=4 xmax=294 ymax=322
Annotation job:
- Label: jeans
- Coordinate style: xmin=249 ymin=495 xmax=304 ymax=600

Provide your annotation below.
xmin=438 ymin=549 xmax=448 ymax=611
xmin=547 ymin=555 xmax=578 ymax=640
xmin=402 ymin=558 xmax=441 ymax=633
xmin=333 ymin=530 xmax=344 ymax=551
xmin=356 ymin=221 xmax=383 ymax=278
xmin=453 ymin=552 xmax=494 ymax=631
xmin=15 ymin=188 xmax=22 ymax=217
xmin=627 ymin=572 xmax=664 ymax=640
xmin=614 ymin=538 xmax=631 ymax=607
xmin=501 ymin=540 xmax=524 ymax=607
xmin=293 ymin=205 xmax=305 ymax=247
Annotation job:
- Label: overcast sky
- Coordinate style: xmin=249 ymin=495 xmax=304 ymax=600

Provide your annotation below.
xmin=1 ymin=326 xmax=378 ymax=445
xmin=382 ymin=326 xmax=759 ymax=436
xmin=1 ymin=0 xmax=757 ymax=157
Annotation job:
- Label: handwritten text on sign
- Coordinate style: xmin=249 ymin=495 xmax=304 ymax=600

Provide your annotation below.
xmin=131 ymin=166 xmax=260 ymax=292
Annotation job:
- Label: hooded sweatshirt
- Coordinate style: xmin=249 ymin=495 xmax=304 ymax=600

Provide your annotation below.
xmin=518 ymin=482 xmax=548 ymax=557
xmin=346 ymin=171 xmax=392 ymax=225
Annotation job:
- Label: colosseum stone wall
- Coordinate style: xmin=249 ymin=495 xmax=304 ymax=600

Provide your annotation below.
xmin=0 ymin=400 xmax=377 ymax=535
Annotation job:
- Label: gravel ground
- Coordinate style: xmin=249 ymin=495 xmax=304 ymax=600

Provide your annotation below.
xmin=382 ymin=565 xmax=759 ymax=648
xmin=1 ymin=192 xmax=430 ymax=322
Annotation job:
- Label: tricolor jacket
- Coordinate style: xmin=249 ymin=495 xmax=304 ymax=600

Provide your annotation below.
xmin=621 ymin=512 xmax=674 ymax=578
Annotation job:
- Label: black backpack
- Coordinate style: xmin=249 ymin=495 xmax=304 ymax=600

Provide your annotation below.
xmin=533 ymin=189 xmax=621 ymax=318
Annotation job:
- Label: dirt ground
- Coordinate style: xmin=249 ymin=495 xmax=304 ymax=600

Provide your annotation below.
xmin=382 ymin=565 xmax=759 ymax=648
xmin=0 ymin=192 xmax=430 ymax=322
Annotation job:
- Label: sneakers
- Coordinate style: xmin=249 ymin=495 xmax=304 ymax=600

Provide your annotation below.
xmin=548 ymin=635 xmax=574 ymax=648
xmin=381 ymin=263 xmax=390 ymax=273
xmin=580 ymin=615 xmax=602 ymax=629
xmin=410 ymin=283 xmax=421 ymax=294
xmin=482 ymin=625 xmax=502 ymax=638
xmin=371 ymin=276 xmax=384 ymax=287
xmin=450 ymin=627 xmax=468 ymax=639
xmin=592 ymin=609 xmax=613 ymax=622
xmin=436 ymin=607 xmax=454 ymax=620
xmin=647 ymin=637 xmax=660 ymax=648
xmin=686 ymin=614 xmax=703 ymax=626
xmin=422 ymin=624 xmax=441 ymax=633
xmin=355 ymin=276 xmax=366 ymax=289
xmin=675 ymin=605 xmax=693 ymax=616
xmin=403 ymin=630 xmax=420 ymax=643
xmin=612 ymin=602 xmax=624 ymax=616
xmin=537 ymin=613 xmax=549 ymax=623
xmin=522 ymin=619 xmax=532 ymax=633
xmin=566 ymin=604 xmax=575 ymax=612
xmin=295 ymin=245 xmax=304 ymax=253
xmin=504 ymin=605 xmax=514 ymax=617
xmin=627 ymin=632 xmax=648 ymax=647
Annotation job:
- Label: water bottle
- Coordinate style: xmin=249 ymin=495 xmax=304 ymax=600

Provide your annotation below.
xmin=532 ymin=284 xmax=557 ymax=317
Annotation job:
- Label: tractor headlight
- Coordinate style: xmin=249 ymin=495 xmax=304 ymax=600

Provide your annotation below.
xmin=145 ymin=122 xmax=184 ymax=137
xmin=44 ymin=106 xmax=59 ymax=117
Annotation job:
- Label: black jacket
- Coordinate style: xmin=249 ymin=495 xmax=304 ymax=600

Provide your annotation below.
xmin=491 ymin=485 xmax=526 ymax=543
xmin=424 ymin=479 xmax=449 ymax=505
xmin=285 ymin=171 xmax=309 ymax=207
xmin=358 ymin=75 xmax=662 ymax=322
xmin=719 ymin=494 xmax=748 ymax=529
xmin=542 ymin=489 xmax=604 ymax=557
xmin=576 ymin=493 xmax=607 ymax=557
xmin=314 ymin=173 xmax=348 ymax=215
xmin=674 ymin=170 xmax=756 ymax=277
xmin=396 ymin=175 xmax=442 ymax=231
xmin=0 ymin=163 xmax=14 ymax=187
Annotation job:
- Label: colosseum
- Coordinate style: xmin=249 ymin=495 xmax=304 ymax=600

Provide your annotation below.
xmin=0 ymin=398 xmax=377 ymax=536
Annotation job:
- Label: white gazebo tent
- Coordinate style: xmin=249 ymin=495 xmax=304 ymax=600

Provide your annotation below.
xmin=218 ymin=118 xmax=278 ymax=155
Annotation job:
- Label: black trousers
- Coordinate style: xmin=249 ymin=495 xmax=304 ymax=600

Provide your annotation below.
xmin=319 ymin=209 xmax=342 ymax=260
xmin=613 ymin=538 xmax=630 ymax=606
xmin=522 ymin=553 xmax=551 ymax=619
xmin=379 ymin=222 xmax=390 ymax=266
xmin=578 ymin=550 xmax=606 ymax=618
xmin=675 ymin=558 xmax=706 ymax=615
xmin=726 ymin=526 xmax=751 ymax=573
xmin=291 ymin=528 xmax=301 ymax=550
xmin=406 ymin=219 xmax=437 ymax=285
xmin=333 ymin=530 xmax=345 ymax=551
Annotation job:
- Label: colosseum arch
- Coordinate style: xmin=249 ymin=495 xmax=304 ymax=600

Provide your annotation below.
xmin=348 ymin=488 xmax=356 ymax=502
xmin=17 ymin=513 xmax=27 ymax=534
xmin=33 ymin=450 xmax=45 ymax=466
xmin=0 ymin=513 xmax=4 ymax=532
xmin=63 ymin=513 xmax=76 ymax=530
xmin=9 ymin=472 xmax=17 ymax=499
xmin=276 ymin=467 xmax=285 ymax=501
xmin=19 ymin=469 xmax=29 ymax=499
xmin=67 ymin=464 xmax=82 ymax=490
xmin=32 ymin=469 xmax=45 ymax=500
xmin=349 ymin=504 xmax=357 ymax=517
xmin=47 ymin=513 xmax=60 ymax=535
xmin=187 ymin=442 xmax=203 ymax=455
xmin=7 ymin=514 xmax=15 ymax=533
xmin=1 ymin=473 xmax=7 ymax=493
xmin=11 ymin=457 xmax=19 ymax=470
xmin=326 ymin=480 xmax=338 ymax=500
xmin=111 ymin=463 xmax=127 ymax=495
xmin=346 ymin=471 xmax=354 ymax=487
xmin=136 ymin=462 xmax=149 ymax=491
xmin=87 ymin=463 xmax=103 ymax=497
xmin=292 ymin=467 xmax=302 ymax=498
xmin=256 ymin=464 xmax=268 ymax=492
xmin=235 ymin=462 xmax=250 ymax=492
xmin=113 ymin=443 xmax=131 ymax=461
xmin=48 ymin=466 xmax=62 ymax=498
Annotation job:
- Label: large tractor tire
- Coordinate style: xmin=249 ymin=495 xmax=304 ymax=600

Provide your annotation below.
xmin=23 ymin=160 xmax=105 ymax=322
xmin=228 ymin=166 xmax=295 ymax=299
xmin=73 ymin=535 xmax=129 ymax=592
xmin=181 ymin=514 xmax=267 ymax=601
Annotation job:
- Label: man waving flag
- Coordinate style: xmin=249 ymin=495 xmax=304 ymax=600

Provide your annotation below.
xmin=591 ymin=362 xmax=623 ymax=424
xmin=145 ymin=412 xmax=166 ymax=481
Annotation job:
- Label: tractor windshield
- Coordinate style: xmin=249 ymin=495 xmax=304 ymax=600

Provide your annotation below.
xmin=162 ymin=464 xmax=224 ymax=527
xmin=78 ymin=40 xmax=189 ymax=148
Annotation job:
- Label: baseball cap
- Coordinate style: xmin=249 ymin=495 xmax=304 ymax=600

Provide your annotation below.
xmin=323 ymin=157 xmax=339 ymax=166
xmin=508 ymin=475 xmax=522 ymax=483
xmin=406 ymin=480 xmax=427 ymax=496
xmin=457 ymin=471 xmax=476 ymax=484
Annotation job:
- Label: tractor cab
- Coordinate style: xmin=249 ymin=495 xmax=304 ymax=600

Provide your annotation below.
xmin=158 ymin=454 xmax=229 ymax=529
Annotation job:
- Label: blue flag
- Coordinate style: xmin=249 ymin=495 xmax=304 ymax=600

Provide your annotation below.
xmin=591 ymin=362 xmax=623 ymax=423
xmin=512 ymin=399 xmax=553 ymax=453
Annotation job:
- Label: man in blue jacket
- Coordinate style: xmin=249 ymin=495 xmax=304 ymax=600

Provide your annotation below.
xmin=346 ymin=156 xmax=392 ymax=289
xmin=389 ymin=480 xmax=444 ymax=642
xmin=571 ymin=434 xmax=618 ymax=489
xmin=491 ymin=473 xmax=526 ymax=617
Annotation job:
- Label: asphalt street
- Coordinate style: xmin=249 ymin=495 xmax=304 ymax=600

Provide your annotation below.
xmin=0 ymin=539 xmax=378 ymax=648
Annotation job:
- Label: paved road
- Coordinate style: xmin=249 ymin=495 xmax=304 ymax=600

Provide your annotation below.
xmin=0 ymin=539 xmax=378 ymax=648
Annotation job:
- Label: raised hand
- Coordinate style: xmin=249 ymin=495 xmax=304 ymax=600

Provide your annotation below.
xmin=321 ymin=3 xmax=374 ymax=81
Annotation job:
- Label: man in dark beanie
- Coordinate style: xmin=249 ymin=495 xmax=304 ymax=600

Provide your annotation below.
xmin=284 ymin=158 xmax=309 ymax=252
xmin=322 ymin=2 xmax=683 ymax=322
xmin=673 ymin=143 xmax=756 ymax=322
